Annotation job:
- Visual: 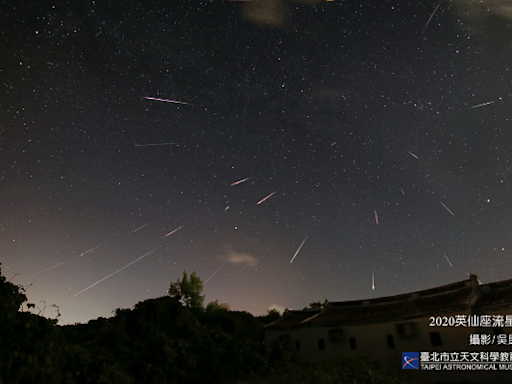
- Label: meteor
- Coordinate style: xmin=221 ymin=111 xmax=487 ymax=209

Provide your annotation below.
xmin=33 ymin=242 xmax=106 ymax=276
xmin=444 ymin=253 xmax=453 ymax=267
xmin=161 ymin=226 xmax=184 ymax=238
xmin=230 ymin=177 xmax=251 ymax=186
xmin=204 ymin=265 xmax=223 ymax=285
xmin=142 ymin=96 xmax=198 ymax=106
xmin=257 ymin=191 xmax=277 ymax=205
xmin=407 ymin=150 xmax=419 ymax=159
xmin=374 ymin=210 xmax=379 ymax=225
xmin=72 ymin=247 xmax=159 ymax=298
xmin=79 ymin=243 xmax=107 ymax=257
xmin=134 ymin=143 xmax=177 ymax=147
xmin=439 ymin=201 xmax=455 ymax=216
xmin=470 ymin=101 xmax=494 ymax=109
xmin=289 ymin=234 xmax=309 ymax=264
xmin=423 ymin=3 xmax=440 ymax=31
xmin=128 ymin=222 xmax=151 ymax=234
xmin=33 ymin=261 xmax=68 ymax=276
xmin=436 ymin=182 xmax=453 ymax=193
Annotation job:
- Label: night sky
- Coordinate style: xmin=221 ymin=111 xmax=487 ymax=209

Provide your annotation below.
xmin=2 ymin=0 xmax=512 ymax=324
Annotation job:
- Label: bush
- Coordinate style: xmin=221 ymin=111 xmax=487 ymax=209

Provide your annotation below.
xmin=0 ymin=266 xmax=62 ymax=384
xmin=237 ymin=355 xmax=419 ymax=384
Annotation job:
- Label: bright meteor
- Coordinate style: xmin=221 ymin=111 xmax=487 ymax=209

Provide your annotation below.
xmin=470 ymin=101 xmax=494 ymax=109
xmin=257 ymin=191 xmax=277 ymax=205
xmin=72 ymin=247 xmax=159 ymax=298
xmin=289 ymin=234 xmax=309 ymax=264
xmin=231 ymin=177 xmax=250 ymax=186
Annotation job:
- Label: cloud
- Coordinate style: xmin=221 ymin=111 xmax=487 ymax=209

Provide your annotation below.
xmin=453 ymin=0 xmax=512 ymax=22
xmin=222 ymin=246 xmax=259 ymax=267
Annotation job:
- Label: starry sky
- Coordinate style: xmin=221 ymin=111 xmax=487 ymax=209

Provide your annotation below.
xmin=2 ymin=0 xmax=512 ymax=324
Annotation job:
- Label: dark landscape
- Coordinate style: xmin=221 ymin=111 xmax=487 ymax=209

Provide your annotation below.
xmin=2 ymin=0 xmax=512 ymax=382
xmin=1 ymin=266 xmax=416 ymax=384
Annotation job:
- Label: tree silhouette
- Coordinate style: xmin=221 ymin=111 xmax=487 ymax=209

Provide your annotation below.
xmin=168 ymin=270 xmax=204 ymax=309
xmin=0 ymin=264 xmax=62 ymax=383
xmin=304 ymin=300 xmax=328 ymax=309
xmin=258 ymin=308 xmax=282 ymax=325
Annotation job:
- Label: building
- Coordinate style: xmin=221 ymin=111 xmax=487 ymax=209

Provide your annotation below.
xmin=265 ymin=274 xmax=512 ymax=383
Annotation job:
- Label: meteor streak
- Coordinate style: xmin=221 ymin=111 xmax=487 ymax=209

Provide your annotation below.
xmin=128 ymin=222 xmax=151 ymax=234
xmin=470 ymin=101 xmax=494 ymax=109
xmin=439 ymin=201 xmax=455 ymax=216
xmin=444 ymin=253 xmax=453 ymax=267
xmin=423 ymin=3 xmax=440 ymax=31
xmin=257 ymin=191 xmax=277 ymax=205
xmin=436 ymin=182 xmax=453 ymax=194
xmin=372 ymin=270 xmax=375 ymax=290
xmin=374 ymin=210 xmax=379 ymax=225
xmin=161 ymin=226 xmax=184 ymax=238
xmin=134 ymin=143 xmax=177 ymax=147
xmin=143 ymin=96 xmax=197 ymax=106
xmin=407 ymin=150 xmax=419 ymax=159
xmin=204 ymin=265 xmax=223 ymax=285
xmin=72 ymin=247 xmax=159 ymax=298
xmin=230 ymin=177 xmax=251 ymax=186
xmin=79 ymin=243 xmax=107 ymax=257
xmin=289 ymin=234 xmax=309 ymax=264
xmin=33 ymin=261 xmax=68 ymax=276
xmin=33 ymin=242 xmax=106 ymax=276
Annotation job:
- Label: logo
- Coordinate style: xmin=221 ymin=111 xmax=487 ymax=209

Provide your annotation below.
xmin=402 ymin=352 xmax=419 ymax=369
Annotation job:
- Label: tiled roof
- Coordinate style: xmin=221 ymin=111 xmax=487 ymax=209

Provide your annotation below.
xmin=266 ymin=309 xmax=322 ymax=329
xmin=307 ymin=299 xmax=419 ymax=326
xmin=267 ymin=274 xmax=512 ymax=329
xmin=307 ymin=287 xmax=474 ymax=326
xmin=474 ymin=278 xmax=512 ymax=311
xmin=414 ymin=287 xmax=473 ymax=313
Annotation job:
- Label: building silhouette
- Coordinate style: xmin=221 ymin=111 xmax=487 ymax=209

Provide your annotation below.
xmin=265 ymin=274 xmax=512 ymax=383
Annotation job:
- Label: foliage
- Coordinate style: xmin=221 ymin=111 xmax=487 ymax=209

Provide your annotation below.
xmin=168 ymin=270 xmax=205 ymax=310
xmin=1 ymin=268 xmax=415 ymax=384
xmin=257 ymin=308 xmax=282 ymax=325
xmin=1 ymin=266 xmax=291 ymax=384
xmin=237 ymin=355 xmax=419 ymax=384
xmin=205 ymin=299 xmax=229 ymax=312
xmin=303 ymin=300 xmax=328 ymax=309
xmin=0 ymin=264 xmax=62 ymax=384
xmin=57 ymin=296 xmax=291 ymax=384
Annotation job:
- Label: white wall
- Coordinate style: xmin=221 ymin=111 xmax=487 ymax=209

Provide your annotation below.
xmin=266 ymin=311 xmax=512 ymax=383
